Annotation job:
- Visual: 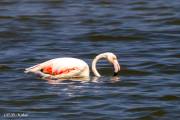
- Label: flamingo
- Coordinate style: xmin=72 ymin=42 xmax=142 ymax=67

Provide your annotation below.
xmin=25 ymin=52 xmax=120 ymax=80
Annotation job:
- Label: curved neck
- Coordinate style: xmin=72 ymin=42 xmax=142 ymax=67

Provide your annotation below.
xmin=92 ymin=53 xmax=106 ymax=77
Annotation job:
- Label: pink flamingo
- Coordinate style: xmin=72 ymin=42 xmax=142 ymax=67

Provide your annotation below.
xmin=25 ymin=52 xmax=120 ymax=80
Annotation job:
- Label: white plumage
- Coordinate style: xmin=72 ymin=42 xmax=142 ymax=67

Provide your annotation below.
xmin=25 ymin=52 xmax=120 ymax=80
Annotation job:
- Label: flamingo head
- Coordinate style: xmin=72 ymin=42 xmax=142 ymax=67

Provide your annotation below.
xmin=106 ymin=53 xmax=121 ymax=76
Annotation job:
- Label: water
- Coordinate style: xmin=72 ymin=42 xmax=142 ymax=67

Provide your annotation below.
xmin=0 ymin=0 xmax=180 ymax=119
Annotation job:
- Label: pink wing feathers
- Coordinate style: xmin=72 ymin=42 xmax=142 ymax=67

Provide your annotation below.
xmin=25 ymin=58 xmax=89 ymax=79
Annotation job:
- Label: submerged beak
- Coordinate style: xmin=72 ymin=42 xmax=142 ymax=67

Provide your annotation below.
xmin=113 ymin=60 xmax=120 ymax=76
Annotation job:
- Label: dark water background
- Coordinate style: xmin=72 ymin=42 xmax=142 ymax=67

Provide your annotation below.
xmin=0 ymin=0 xmax=180 ymax=119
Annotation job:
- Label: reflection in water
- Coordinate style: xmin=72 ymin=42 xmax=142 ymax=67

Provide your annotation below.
xmin=111 ymin=76 xmax=121 ymax=83
xmin=91 ymin=76 xmax=100 ymax=83
xmin=46 ymin=76 xmax=121 ymax=84
xmin=46 ymin=77 xmax=90 ymax=84
xmin=91 ymin=76 xmax=121 ymax=83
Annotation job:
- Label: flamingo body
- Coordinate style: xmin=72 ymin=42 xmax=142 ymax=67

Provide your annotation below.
xmin=25 ymin=58 xmax=89 ymax=79
xmin=25 ymin=52 xmax=120 ymax=80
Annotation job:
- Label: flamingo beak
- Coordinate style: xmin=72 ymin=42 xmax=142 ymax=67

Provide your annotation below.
xmin=113 ymin=60 xmax=120 ymax=76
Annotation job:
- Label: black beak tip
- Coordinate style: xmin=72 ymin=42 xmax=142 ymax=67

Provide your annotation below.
xmin=113 ymin=72 xmax=118 ymax=76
